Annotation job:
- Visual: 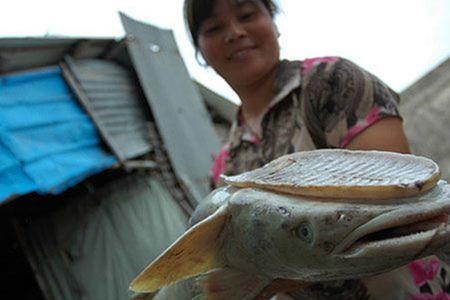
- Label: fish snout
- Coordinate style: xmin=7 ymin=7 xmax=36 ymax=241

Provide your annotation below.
xmin=333 ymin=203 xmax=450 ymax=258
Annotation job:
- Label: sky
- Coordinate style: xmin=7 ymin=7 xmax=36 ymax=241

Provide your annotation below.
xmin=1 ymin=0 xmax=450 ymax=103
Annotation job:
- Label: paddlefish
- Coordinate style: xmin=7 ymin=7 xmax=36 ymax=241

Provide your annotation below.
xmin=131 ymin=181 xmax=450 ymax=299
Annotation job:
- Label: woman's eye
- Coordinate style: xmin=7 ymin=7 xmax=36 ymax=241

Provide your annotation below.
xmin=203 ymin=25 xmax=222 ymax=35
xmin=294 ymin=223 xmax=314 ymax=243
xmin=239 ymin=11 xmax=255 ymax=21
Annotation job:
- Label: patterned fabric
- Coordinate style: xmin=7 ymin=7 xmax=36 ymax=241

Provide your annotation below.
xmin=211 ymin=57 xmax=401 ymax=183
xmin=408 ymin=257 xmax=450 ymax=299
xmin=210 ymin=57 xmax=450 ymax=299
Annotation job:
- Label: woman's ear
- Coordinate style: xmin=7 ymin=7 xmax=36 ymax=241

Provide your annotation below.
xmin=195 ymin=49 xmax=209 ymax=67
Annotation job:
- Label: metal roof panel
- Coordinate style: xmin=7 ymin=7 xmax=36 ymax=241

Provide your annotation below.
xmin=63 ymin=57 xmax=154 ymax=161
xmin=120 ymin=13 xmax=220 ymax=203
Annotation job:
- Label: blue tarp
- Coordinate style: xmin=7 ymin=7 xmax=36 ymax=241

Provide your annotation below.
xmin=0 ymin=67 xmax=117 ymax=204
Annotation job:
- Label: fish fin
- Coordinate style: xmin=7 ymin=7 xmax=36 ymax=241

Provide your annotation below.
xmin=196 ymin=268 xmax=271 ymax=300
xmin=130 ymin=205 xmax=229 ymax=293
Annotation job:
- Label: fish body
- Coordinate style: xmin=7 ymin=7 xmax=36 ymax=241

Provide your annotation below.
xmin=133 ymin=181 xmax=450 ymax=299
xmin=204 ymin=182 xmax=450 ymax=281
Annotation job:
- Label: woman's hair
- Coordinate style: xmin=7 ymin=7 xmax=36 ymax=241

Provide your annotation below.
xmin=183 ymin=0 xmax=279 ymax=49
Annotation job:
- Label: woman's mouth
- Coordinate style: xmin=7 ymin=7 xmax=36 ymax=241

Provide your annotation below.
xmin=228 ymin=46 xmax=257 ymax=61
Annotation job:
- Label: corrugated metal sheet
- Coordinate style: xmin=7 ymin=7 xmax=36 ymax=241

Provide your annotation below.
xmin=0 ymin=38 xmax=239 ymax=124
xmin=0 ymin=36 xmax=238 ymax=205
xmin=0 ymin=38 xmax=116 ymax=75
xmin=195 ymin=81 xmax=238 ymax=124
xmin=401 ymin=57 xmax=450 ymax=181
xmin=195 ymin=82 xmax=238 ymax=144
xmin=0 ymin=66 xmax=117 ymax=204
xmin=120 ymin=13 xmax=221 ymax=203
xmin=63 ymin=57 xmax=154 ymax=161
xmin=15 ymin=175 xmax=188 ymax=300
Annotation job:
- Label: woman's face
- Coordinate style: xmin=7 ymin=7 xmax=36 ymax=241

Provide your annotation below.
xmin=197 ymin=0 xmax=280 ymax=88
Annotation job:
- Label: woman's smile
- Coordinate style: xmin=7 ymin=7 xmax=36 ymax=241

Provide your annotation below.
xmin=227 ymin=45 xmax=257 ymax=61
xmin=197 ymin=0 xmax=280 ymax=88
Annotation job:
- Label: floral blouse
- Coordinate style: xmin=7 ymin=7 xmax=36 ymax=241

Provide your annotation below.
xmin=210 ymin=57 xmax=450 ymax=299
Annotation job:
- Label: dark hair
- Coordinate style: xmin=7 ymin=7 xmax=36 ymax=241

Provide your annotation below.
xmin=183 ymin=0 xmax=278 ymax=49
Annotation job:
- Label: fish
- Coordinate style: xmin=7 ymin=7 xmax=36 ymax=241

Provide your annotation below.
xmin=131 ymin=181 xmax=450 ymax=299
xmin=130 ymin=150 xmax=450 ymax=299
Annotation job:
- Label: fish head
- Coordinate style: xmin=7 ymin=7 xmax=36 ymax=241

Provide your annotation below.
xmin=224 ymin=181 xmax=450 ymax=281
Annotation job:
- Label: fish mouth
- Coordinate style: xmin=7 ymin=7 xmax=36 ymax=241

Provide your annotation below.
xmin=334 ymin=210 xmax=450 ymax=258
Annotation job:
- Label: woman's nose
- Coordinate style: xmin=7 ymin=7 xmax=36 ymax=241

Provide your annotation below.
xmin=224 ymin=21 xmax=246 ymax=43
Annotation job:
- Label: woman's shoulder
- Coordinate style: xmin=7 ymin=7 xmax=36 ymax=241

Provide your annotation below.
xmin=299 ymin=56 xmax=378 ymax=97
xmin=299 ymin=56 xmax=366 ymax=78
xmin=300 ymin=56 xmax=341 ymax=76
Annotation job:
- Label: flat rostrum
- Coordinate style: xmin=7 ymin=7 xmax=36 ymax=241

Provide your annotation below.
xmin=222 ymin=149 xmax=441 ymax=199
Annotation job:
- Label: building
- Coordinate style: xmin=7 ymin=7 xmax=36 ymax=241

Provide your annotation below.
xmin=0 ymin=13 xmax=235 ymax=300
xmin=400 ymin=57 xmax=450 ymax=181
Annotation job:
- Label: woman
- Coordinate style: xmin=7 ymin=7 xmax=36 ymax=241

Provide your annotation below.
xmin=184 ymin=0 xmax=449 ymax=299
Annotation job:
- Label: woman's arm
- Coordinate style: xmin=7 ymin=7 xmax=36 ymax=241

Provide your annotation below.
xmin=345 ymin=117 xmax=411 ymax=154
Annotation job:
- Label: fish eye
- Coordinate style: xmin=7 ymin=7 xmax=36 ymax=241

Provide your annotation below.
xmin=295 ymin=223 xmax=314 ymax=243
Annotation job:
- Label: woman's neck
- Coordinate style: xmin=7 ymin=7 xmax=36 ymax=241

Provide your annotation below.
xmin=232 ymin=62 xmax=279 ymax=122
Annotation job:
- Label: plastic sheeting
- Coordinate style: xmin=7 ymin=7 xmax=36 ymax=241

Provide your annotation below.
xmin=16 ymin=174 xmax=189 ymax=300
xmin=0 ymin=67 xmax=117 ymax=204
